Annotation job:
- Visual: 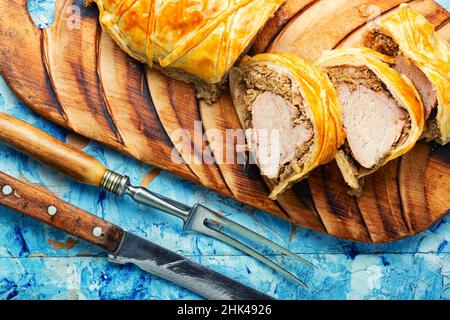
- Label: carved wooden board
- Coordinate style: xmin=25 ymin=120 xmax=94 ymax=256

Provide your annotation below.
xmin=0 ymin=0 xmax=449 ymax=243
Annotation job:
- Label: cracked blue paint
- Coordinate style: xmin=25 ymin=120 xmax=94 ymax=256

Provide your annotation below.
xmin=0 ymin=277 xmax=19 ymax=300
xmin=11 ymin=225 xmax=30 ymax=258
xmin=438 ymin=240 xmax=448 ymax=254
xmin=96 ymin=190 xmax=107 ymax=217
xmin=0 ymin=1 xmax=449 ymax=300
xmin=381 ymin=256 xmax=390 ymax=267
xmin=344 ymin=243 xmax=360 ymax=260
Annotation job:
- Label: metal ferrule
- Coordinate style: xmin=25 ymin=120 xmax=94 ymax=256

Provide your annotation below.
xmin=100 ymin=170 xmax=191 ymax=221
xmin=100 ymin=170 xmax=130 ymax=196
xmin=100 ymin=171 xmax=312 ymax=285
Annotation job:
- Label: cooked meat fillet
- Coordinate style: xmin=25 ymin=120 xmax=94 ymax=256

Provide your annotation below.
xmin=338 ymin=85 xmax=407 ymax=168
xmin=362 ymin=5 xmax=449 ymax=144
xmin=365 ymin=32 xmax=437 ymax=117
xmin=230 ymin=53 xmax=344 ymax=199
xmin=328 ymin=67 xmax=409 ymax=169
xmin=234 ymin=63 xmax=314 ymax=182
xmin=394 ymin=55 xmax=437 ymax=117
xmin=249 ymin=92 xmax=313 ymax=178
xmin=316 ymin=47 xmax=425 ymax=192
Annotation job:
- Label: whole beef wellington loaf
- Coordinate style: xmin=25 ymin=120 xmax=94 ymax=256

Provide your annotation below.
xmin=90 ymin=0 xmax=285 ymax=103
xmin=316 ymin=48 xmax=425 ymax=193
xmin=364 ymin=4 xmax=450 ymax=145
xmin=229 ymin=53 xmax=345 ymax=199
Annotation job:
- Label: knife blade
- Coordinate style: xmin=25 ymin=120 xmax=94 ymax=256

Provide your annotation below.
xmin=0 ymin=170 xmax=272 ymax=300
xmin=109 ymin=232 xmax=273 ymax=300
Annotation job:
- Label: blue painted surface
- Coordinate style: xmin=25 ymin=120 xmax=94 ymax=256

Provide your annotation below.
xmin=0 ymin=1 xmax=449 ymax=300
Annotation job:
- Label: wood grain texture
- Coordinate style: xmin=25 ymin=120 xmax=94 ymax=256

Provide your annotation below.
xmin=251 ymin=0 xmax=317 ymax=54
xmin=269 ymin=0 xmax=409 ymax=62
xmin=308 ymin=163 xmax=372 ymax=242
xmin=0 ymin=112 xmax=107 ymax=186
xmin=97 ymin=32 xmax=195 ymax=180
xmin=0 ymin=0 xmax=448 ymax=243
xmin=199 ymin=94 xmax=283 ymax=214
xmin=0 ymin=172 xmax=124 ymax=252
xmin=43 ymin=0 xmax=123 ymax=146
xmin=0 ymin=0 xmax=66 ymax=125
xmin=146 ymin=69 xmax=230 ymax=192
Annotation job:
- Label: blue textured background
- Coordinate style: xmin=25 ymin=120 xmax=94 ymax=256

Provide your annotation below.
xmin=0 ymin=0 xmax=449 ymax=300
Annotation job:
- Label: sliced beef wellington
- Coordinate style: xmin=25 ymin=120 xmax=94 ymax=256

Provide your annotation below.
xmin=229 ymin=53 xmax=345 ymax=199
xmin=91 ymin=0 xmax=285 ymax=103
xmin=364 ymin=4 xmax=450 ymax=145
xmin=316 ymin=48 xmax=425 ymax=192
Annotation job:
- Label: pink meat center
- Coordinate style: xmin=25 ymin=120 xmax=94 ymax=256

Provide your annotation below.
xmin=249 ymin=92 xmax=312 ymax=178
xmin=339 ymin=85 xmax=407 ymax=169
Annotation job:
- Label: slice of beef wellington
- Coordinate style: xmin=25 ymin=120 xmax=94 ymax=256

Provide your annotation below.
xmin=91 ymin=0 xmax=285 ymax=103
xmin=316 ymin=48 xmax=425 ymax=193
xmin=364 ymin=3 xmax=450 ymax=145
xmin=229 ymin=53 xmax=345 ymax=199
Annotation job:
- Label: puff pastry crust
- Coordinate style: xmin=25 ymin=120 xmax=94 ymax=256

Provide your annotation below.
xmin=316 ymin=48 xmax=425 ymax=190
xmin=93 ymin=0 xmax=284 ymax=84
xmin=369 ymin=4 xmax=450 ymax=144
xmin=230 ymin=53 xmax=345 ymax=199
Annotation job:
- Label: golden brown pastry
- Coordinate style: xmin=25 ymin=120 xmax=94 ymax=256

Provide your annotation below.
xmin=316 ymin=48 xmax=425 ymax=192
xmin=229 ymin=53 xmax=345 ymax=199
xmin=364 ymin=3 xmax=450 ymax=145
xmin=91 ymin=0 xmax=285 ymax=103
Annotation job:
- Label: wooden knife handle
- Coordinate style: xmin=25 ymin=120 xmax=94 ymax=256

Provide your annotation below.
xmin=0 ymin=171 xmax=123 ymax=252
xmin=0 ymin=112 xmax=107 ymax=186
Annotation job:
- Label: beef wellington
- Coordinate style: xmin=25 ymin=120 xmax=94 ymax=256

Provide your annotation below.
xmin=316 ymin=48 xmax=425 ymax=193
xmin=230 ymin=53 xmax=345 ymax=199
xmin=90 ymin=0 xmax=285 ymax=103
xmin=364 ymin=4 xmax=450 ymax=145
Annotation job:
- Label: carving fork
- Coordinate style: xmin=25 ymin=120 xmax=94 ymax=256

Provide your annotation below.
xmin=0 ymin=112 xmax=316 ymax=286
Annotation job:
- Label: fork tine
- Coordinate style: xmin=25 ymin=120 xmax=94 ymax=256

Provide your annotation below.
xmin=211 ymin=215 xmax=317 ymax=269
xmin=204 ymin=220 xmax=308 ymax=288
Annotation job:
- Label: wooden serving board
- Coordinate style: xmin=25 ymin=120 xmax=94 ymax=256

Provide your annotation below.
xmin=0 ymin=0 xmax=449 ymax=243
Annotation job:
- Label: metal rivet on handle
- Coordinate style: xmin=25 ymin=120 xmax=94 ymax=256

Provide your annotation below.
xmin=2 ymin=185 xmax=13 ymax=196
xmin=47 ymin=206 xmax=57 ymax=216
xmin=93 ymin=227 xmax=103 ymax=237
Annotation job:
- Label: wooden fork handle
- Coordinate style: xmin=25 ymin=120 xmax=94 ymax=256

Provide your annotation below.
xmin=0 ymin=171 xmax=124 ymax=252
xmin=0 ymin=112 xmax=107 ymax=186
